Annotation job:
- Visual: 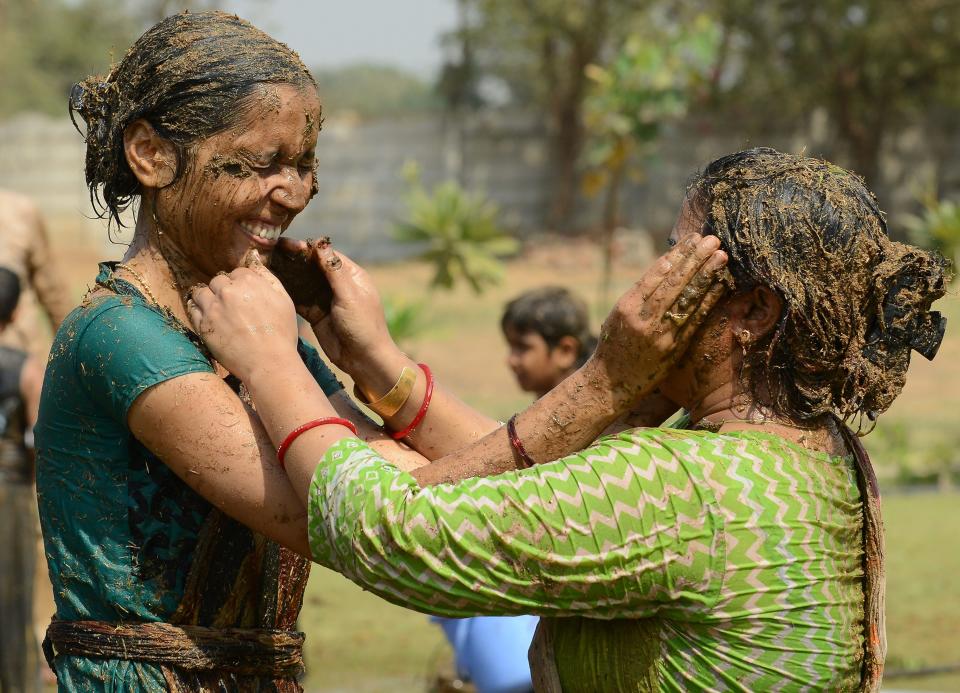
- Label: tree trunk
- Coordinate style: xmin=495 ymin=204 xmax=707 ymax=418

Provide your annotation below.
xmin=599 ymin=147 xmax=627 ymax=307
xmin=540 ymin=1 xmax=608 ymax=233
xmin=833 ymin=68 xmax=884 ymax=185
xmin=547 ymin=99 xmax=585 ymax=232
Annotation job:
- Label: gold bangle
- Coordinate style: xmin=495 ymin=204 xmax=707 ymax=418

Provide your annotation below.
xmin=354 ymin=366 xmax=417 ymax=417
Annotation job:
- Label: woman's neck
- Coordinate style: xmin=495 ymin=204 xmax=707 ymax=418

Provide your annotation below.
xmin=119 ymin=204 xmax=206 ymax=327
xmin=683 ymin=377 xmax=844 ymax=453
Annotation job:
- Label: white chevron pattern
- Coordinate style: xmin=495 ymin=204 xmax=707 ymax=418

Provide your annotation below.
xmin=308 ymin=427 xmax=866 ymax=691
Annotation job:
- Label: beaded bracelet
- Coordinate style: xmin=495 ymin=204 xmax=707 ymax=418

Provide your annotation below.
xmin=277 ymin=417 xmax=359 ymax=468
xmin=507 ymin=414 xmax=536 ymax=468
xmin=391 ymin=363 xmax=434 ymax=440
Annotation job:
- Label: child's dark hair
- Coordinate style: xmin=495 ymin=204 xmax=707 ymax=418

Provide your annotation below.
xmin=0 ymin=268 xmax=22 ymax=324
xmin=501 ymin=287 xmax=597 ymax=367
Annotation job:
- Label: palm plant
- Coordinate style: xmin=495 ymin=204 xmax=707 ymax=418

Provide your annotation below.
xmin=394 ymin=162 xmax=519 ymax=294
xmin=903 ymin=192 xmax=960 ymax=278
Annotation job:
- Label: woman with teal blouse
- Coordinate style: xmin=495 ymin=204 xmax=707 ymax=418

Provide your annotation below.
xmin=189 ymin=149 xmax=947 ymax=691
xmin=35 ymin=12 xmax=430 ymax=691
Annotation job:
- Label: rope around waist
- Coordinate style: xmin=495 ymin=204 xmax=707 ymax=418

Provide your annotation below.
xmin=44 ymin=619 xmax=304 ymax=678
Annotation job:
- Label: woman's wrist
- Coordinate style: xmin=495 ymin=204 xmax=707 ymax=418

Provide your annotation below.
xmin=347 ymin=347 xmax=416 ymax=403
xmin=241 ymin=348 xmax=314 ymax=401
xmin=575 ymin=356 xmax=636 ymax=419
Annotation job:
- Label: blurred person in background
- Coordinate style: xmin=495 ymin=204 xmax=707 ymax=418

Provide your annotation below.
xmin=0 ymin=190 xmax=72 ymax=351
xmin=0 ymin=190 xmax=67 ymax=687
xmin=0 ymin=267 xmax=45 ymax=692
xmin=501 ymin=286 xmax=597 ymax=400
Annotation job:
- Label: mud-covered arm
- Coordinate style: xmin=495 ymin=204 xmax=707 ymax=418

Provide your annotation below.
xmin=300 ymin=339 xmax=428 ymax=472
xmin=129 ymin=372 xmax=313 ymax=557
xmin=305 ymin=436 xmax=721 ymax=618
xmin=188 ymin=237 xmax=726 ymax=490
xmin=300 ymin=234 xmax=725 ymax=477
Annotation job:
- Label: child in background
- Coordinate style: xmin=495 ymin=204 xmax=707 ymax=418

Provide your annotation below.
xmin=0 ymin=267 xmax=45 ymax=692
xmin=501 ymin=286 xmax=597 ymax=399
xmin=432 ymin=287 xmax=596 ymax=693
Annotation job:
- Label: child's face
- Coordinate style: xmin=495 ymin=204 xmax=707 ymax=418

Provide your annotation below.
xmin=503 ymin=327 xmax=577 ymax=398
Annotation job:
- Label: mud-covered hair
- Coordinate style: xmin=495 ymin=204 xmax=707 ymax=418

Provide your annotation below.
xmin=69 ymin=10 xmax=317 ymax=229
xmin=0 ymin=268 xmax=21 ymax=324
xmin=501 ymin=287 xmax=598 ymax=368
xmin=688 ymin=147 xmax=949 ymax=426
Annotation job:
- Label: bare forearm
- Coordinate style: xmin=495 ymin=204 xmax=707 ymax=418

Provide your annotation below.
xmin=244 ymin=357 xmax=347 ymax=501
xmin=412 ymin=358 xmax=623 ymax=485
xmin=350 ymin=347 xmax=499 ymax=460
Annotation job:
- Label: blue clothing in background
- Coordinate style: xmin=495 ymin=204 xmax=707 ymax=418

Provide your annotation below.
xmin=433 ymin=615 xmax=538 ymax=693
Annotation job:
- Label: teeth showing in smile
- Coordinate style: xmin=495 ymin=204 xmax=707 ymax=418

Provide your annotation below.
xmin=240 ymin=221 xmax=282 ymax=241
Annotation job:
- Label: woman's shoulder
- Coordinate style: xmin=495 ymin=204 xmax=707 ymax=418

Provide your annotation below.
xmin=46 ymin=285 xmax=214 ymax=417
xmin=56 ymin=288 xmax=202 ymax=361
xmin=598 ymin=425 xmax=855 ymax=484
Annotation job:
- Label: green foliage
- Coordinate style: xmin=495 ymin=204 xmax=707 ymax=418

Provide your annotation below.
xmin=706 ymin=0 xmax=960 ymax=182
xmin=903 ymin=193 xmax=960 ymax=277
xmin=0 ymin=0 xmax=137 ymax=118
xmin=393 ymin=162 xmax=519 ymax=294
xmin=866 ymin=420 xmax=960 ymax=488
xmin=312 ymin=64 xmax=439 ymax=118
xmin=444 ymin=0 xmax=661 ymax=227
xmin=458 ymin=0 xmax=651 ymax=108
xmin=382 ymin=297 xmax=427 ymax=349
xmin=582 ymin=15 xmax=721 ymax=193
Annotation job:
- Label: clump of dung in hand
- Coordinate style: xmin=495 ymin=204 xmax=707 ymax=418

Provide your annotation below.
xmin=269 ymin=237 xmax=334 ymax=317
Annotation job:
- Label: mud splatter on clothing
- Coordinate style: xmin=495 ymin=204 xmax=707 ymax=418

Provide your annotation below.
xmin=35 ymin=264 xmax=341 ymax=690
xmin=308 ymin=429 xmax=866 ymax=691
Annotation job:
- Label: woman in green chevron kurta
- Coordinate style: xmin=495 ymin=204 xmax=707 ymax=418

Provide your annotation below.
xmin=188 ymin=148 xmax=948 ymax=691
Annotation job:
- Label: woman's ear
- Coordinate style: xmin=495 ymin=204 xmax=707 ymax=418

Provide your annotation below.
xmin=123 ymin=120 xmax=177 ymax=189
xmin=730 ymin=285 xmax=783 ymax=341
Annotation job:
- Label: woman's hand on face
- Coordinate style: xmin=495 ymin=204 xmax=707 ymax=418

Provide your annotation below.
xmin=286 ymin=239 xmax=398 ymax=375
xmin=187 ymin=250 xmax=300 ymax=381
xmin=589 ymin=233 xmax=728 ymax=410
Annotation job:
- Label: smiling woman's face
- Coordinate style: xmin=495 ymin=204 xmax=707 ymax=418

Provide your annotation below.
xmin=154 ymin=83 xmax=322 ymax=277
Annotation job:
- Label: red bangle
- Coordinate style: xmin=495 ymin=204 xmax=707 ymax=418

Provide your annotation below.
xmin=507 ymin=414 xmax=535 ymax=468
xmin=391 ymin=363 xmax=433 ymax=440
xmin=277 ymin=417 xmax=359 ymax=468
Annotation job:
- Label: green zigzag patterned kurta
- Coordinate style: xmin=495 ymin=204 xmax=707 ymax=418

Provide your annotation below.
xmin=307 ymin=428 xmax=865 ymax=691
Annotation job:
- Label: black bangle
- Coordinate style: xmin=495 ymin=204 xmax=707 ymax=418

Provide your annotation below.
xmin=507 ymin=414 xmax=536 ymax=468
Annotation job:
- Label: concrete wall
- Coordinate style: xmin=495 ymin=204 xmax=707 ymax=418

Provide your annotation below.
xmin=1 ymin=109 xmax=957 ymax=262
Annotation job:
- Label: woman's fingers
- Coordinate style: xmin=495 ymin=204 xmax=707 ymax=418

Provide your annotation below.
xmin=647 ymin=236 xmax=722 ymax=320
xmin=312 ymin=242 xmax=361 ymax=294
xmin=207 ymin=272 xmax=232 ymax=295
xmin=673 ymin=266 xmax=730 ymax=344
xmin=186 ymin=284 xmax=215 ymax=335
xmin=243 ymin=249 xmax=287 ymax=293
xmin=634 ymin=233 xmax=702 ymax=302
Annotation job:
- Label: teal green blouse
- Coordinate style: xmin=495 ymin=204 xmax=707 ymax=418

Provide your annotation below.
xmin=35 ymin=264 xmax=342 ymax=690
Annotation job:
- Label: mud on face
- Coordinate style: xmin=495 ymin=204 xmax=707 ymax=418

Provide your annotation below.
xmin=70 ymin=10 xmax=321 ymax=230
